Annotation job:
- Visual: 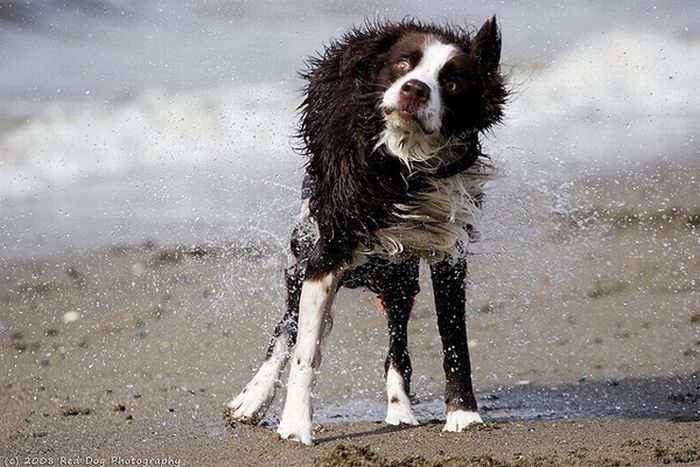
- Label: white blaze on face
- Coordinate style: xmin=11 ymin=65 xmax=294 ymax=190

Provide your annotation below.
xmin=381 ymin=39 xmax=458 ymax=133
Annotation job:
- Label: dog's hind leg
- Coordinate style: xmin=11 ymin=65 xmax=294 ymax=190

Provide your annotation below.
xmin=379 ymin=258 xmax=420 ymax=426
xmin=225 ymin=265 xmax=303 ymax=424
xmin=430 ymin=258 xmax=483 ymax=432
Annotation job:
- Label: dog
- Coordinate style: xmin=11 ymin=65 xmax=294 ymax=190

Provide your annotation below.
xmin=225 ymin=17 xmax=506 ymax=445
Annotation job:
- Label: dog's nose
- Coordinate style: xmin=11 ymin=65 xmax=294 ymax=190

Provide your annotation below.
xmin=400 ymin=79 xmax=430 ymax=106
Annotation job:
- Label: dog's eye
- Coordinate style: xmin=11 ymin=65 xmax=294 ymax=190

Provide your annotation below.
xmin=395 ymin=59 xmax=411 ymax=72
xmin=445 ymin=81 xmax=458 ymax=94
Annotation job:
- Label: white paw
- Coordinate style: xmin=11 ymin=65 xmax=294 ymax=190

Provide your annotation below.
xmin=385 ymin=400 xmax=419 ymax=426
xmin=276 ymin=362 xmax=315 ymax=444
xmin=384 ymin=366 xmax=419 ymax=425
xmin=442 ymin=410 xmax=483 ymax=432
xmin=226 ymin=338 xmax=290 ymax=424
xmin=225 ymin=384 xmax=274 ymax=424
xmin=225 ymin=366 xmax=281 ymax=423
xmin=277 ymin=416 xmax=314 ymax=445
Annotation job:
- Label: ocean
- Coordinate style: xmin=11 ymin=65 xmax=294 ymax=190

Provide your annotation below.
xmin=1 ymin=0 xmax=698 ymax=260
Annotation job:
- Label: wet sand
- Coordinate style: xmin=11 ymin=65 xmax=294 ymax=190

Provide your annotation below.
xmin=1 ymin=161 xmax=699 ymax=466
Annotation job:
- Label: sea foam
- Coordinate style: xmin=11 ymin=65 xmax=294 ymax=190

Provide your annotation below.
xmin=2 ymin=30 xmax=697 ymax=201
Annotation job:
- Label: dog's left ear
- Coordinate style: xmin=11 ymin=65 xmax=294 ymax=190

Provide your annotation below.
xmin=340 ymin=40 xmax=380 ymax=76
xmin=340 ymin=26 xmax=398 ymax=77
xmin=473 ymin=16 xmax=501 ymax=76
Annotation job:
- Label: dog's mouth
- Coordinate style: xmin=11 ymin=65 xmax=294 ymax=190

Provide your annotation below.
xmin=384 ymin=108 xmax=432 ymax=134
xmin=385 ymin=106 xmax=418 ymax=121
xmin=396 ymin=108 xmax=417 ymax=120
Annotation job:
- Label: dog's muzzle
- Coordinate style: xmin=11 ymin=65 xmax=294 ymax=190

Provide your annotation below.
xmin=397 ymin=79 xmax=430 ymax=119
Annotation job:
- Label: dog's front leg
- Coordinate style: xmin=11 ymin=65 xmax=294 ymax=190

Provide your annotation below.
xmin=430 ymin=258 xmax=482 ymax=432
xmin=277 ymin=271 xmax=339 ymax=445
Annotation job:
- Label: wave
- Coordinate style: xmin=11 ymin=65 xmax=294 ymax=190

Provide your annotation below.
xmin=1 ymin=29 xmax=698 ymax=200
xmin=0 ymin=85 xmax=301 ymax=198
xmin=500 ymin=29 xmax=700 ymax=166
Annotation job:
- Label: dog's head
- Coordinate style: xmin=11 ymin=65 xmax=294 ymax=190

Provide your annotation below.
xmin=342 ymin=18 xmax=506 ymax=163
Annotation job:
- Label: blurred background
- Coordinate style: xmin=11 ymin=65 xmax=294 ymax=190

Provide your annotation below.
xmin=0 ymin=0 xmax=698 ymax=259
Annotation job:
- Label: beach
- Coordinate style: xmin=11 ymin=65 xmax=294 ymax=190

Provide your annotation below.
xmin=2 ymin=160 xmax=698 ymax=466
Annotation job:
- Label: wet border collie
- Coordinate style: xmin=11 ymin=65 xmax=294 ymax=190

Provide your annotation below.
xmin=226 ymin=17 xmax=506 ymax=445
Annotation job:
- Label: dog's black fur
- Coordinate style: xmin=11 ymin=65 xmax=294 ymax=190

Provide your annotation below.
xmin=228 ymin=17 xmax=506 ymax=440
xmin=298 ymin=19 xmax=505 ymax=279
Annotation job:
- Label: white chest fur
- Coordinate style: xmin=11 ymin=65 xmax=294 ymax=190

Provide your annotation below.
xmin=371 ymin=171 xmax=483 ymax=261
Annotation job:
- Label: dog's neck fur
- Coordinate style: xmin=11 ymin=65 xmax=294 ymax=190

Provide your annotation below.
xmin=375 ymin=114 xmax=454 ymax=172
xmin=376 ymin=117 xmax=482 ymax=178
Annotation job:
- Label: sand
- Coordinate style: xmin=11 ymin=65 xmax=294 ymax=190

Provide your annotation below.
xmin=1 ymin=160 xmax=698 ymax=466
